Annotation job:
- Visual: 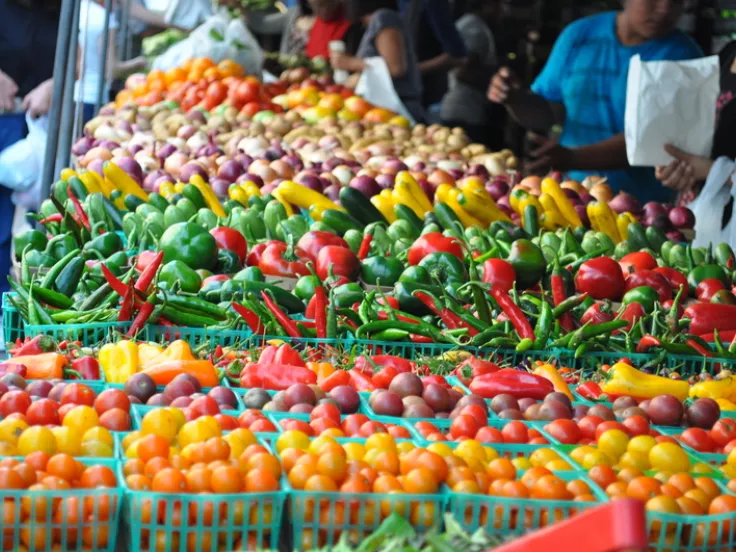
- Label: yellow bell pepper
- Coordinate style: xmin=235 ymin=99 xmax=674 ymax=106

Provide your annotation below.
xmin=103 ymin=161 xmax=149 ymax=202
xmin=144 ymin=340 xmax=197 ymax=368
xmin=229 ymin=185 xmax=249 ymax=205
xmin=190 ymin=174 xmax=226 ymax=218
xmin=602 ymin=362 xmax=689 ymax=401
xmin=138 ymin=343 xmax=164 ymax=368
xmin=533 ymin=363 xmax=574 ymax=401
xmin=78 ymin=171 xmax=103 ymax=194
xmin=60 ymin=168 xmax=78 ymax=181
xmin=371 ymin=194 xmax=396 ymax=223
xmin=690 ymin=377 xmax=736 ymax=403
xmin=276 ymin=180 xmax=342 ymax=214
xmin=99 ymin=341 xmax=139 ymax=384
xmin=445 ymin=187 xmax=483 ymax=228
xmin=392 ymin=181 xmax=426 ymax=217
xmin=396 ymin=171 xmax=433 ymax=213
xmin=541 ymin=178 xmax=582 ymax=228
xmin=616 ymin=212 xmax=637 ymax=241
xmin=588 ymin=201 xmax=621 ymax=243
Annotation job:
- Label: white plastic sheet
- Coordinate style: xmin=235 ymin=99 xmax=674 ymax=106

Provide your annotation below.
xmin=355 ymin=57 xmax=415 ymax=124
xmin=625 ymin=54 xmax=719 ymax=167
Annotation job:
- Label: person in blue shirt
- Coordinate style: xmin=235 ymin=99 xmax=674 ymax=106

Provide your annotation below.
xmin=488 ymin=0 xmax=703 ymax=203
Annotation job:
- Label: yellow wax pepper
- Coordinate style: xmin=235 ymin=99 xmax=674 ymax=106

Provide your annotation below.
xmin=60 ymin=168 xmax=78 ymax=181
xmin=458 ymin=183 xmax=511 ymax=224
xmin=276 ymin=180 xmax=342 ymax=214
xmin=541 ymin=177 xmax=582 ymax=228
xmin=144 ymin=340 xmax=196 ymax=368
xmin=392 ymin=181 xmax=426 ymax=217
xmin=99 ymin=341 xmax=139 ymax=384
xmin=103 ymin=161 xmax=149 ymax=202
xmin=716 ymin=398 xmax=736 ymax=411
xmin=533 ymin=363 xmax=574 ymax=401
xmin=690 ymin=377 xmax=736 ymax=403
xmin=601 ymin=362 xmax=689 ymax=401
xmin=371 ymin=194 xmax=396 ymax=223
xmin=396 ymin=171 xmax=433 ymax=213
xmin=137 ymin=343 xmax=164 ymax=368
xmin=616 ymin=212 xmax=637 ymax=241
xmin=190 ymin=174 xmax=226 ymax=218
xmin=229 ymin=185 xmax=250 ymax=206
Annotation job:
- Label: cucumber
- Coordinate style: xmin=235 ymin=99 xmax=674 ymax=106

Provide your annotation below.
xmin=243 ymin=281 xmax=305 ymax=313
xmin=523 ymin=205 xmax=539 ymax=236
xmin=627 ymin=222 xmax=649 ymax=252
xmin=182 ymin=184 xmax=206 ymax=210
xmin=394 ymin=204 xmax=423 ymax=234
xmin=56 ymin=258 xmax=85 ymax=297
xmin=147 ymin=193 xmax=169 ymax=212
xmin=322 ymin=209 xmax=365 ymax=234
xmin=434 ymin=202 xmax=463 ymax=238
xmin=339 ymin=186 xmax=387 ymax=225
xmin=124 ymin=194 xmax=145 ymax=211
xmin=645 ymin=226 xmax=667 ymax=255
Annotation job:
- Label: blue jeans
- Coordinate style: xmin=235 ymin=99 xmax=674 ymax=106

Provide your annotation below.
xmin=0 ymin=113 xmax=25 ymax=297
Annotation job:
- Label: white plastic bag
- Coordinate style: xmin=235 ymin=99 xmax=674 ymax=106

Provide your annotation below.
xmin=689 ymin=157 xmax=736 ymax=248
xmin=164 ymin=0 xmax=213 ymax=31
xmin=625 ymin=54 xmax=719 ymax=167
xmin=356 ymin=57 xmax=415 ymax=124
xmin=0 ymin=114 xmax=47 ymax=203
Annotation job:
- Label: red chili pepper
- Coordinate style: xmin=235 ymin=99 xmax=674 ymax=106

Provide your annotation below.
xmin=684 ymin=303 xmax=736 ymax=336
xmin=127 ymin=294 xmax=157 ymax=336
xmin=348 ymin=369 xmax=375 ymax=391
xmin=686 ymin=338 xmax=712 ymax=357
xmin=118 ymin=284 xmax=135 ymax=322
xmin=576 ymin=381 xmax=605 ymax=401
xmin=342 ymin=317 xmax=358 ymax=330
xmin=306 ymin=295 xmax=317 ymax=319
xmin=102 ymin=264 xmax=130 ymax=297
xmin=66 ymin=185 xmax=91 ymax=231
xmin=489 ymin=287 xmax=534 ymax=340
xmin=134 ymin=251 xmax=164 ymax=294
xmin=376 ymin=311 xmax=420 ymax=325
xmin=550 ymin=265 xmax=573 ymax=332
xmin=39 ymin=214 xmax=63 ymax=225
xmin=239 ymin=362 xmax=317 ymax=390
xmin=273 ymin=344 xmax=305 ymax=367
xmin=157 ymin=317 xmax=174 ymax=327
xmin=356 ymin=355 xmax=414 ymax=375
xmin=617 ymin=302 xmax=646 ymax=334
xmin=0 ymin=362 xmax=27 ymax=377
xmin=409 ymin=334 xmax=434 ymax=343
xmin=10 ymin=335 xmax=56 ymax=356
xmin=371 ymin=365 xmax=399 ymax=389
xmin=469 ymin=369 xmax=554 ymax=399
xmin=314 ymin=286 xmax=327 ymax=339
xmin=413 ymin=291 xmax=479 ymax=336
xmin=357 ymin=234 xmax=372 ymax=260
xmin=261 ymin=291 xmax=302 ymax=338
xmin=319 ymin=369 xmax=350 ymax=392
xmin=452 ymin=356 xmax=500 ymax=387
xmin=231 ymin=303 xmax=265 ymax=334
xmin=636 ymin=335 xmax=662 ymax=354
xmin=71 ymin=357 xmax=100 ymax=380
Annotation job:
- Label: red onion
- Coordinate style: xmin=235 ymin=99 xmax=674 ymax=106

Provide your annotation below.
xmin=448 ymin=169 xmax=464 ymax=180
xmin=116 ymin=157 xmax=143 ymax=184
xmin=144 ymin=170 xmax=169 ymax=191
xmin=497 ymin=195 xmax=511 ymax=211
xmin=295 ymin=173 xmax=323 ymax=192
xmin=210 ymin=178 xmax=231 ymax=198
xmin=71 ymin=137 xmax=94 ymax=156
xmin=243 ymin=173 xmax=264 ymax=188
xmin=575 ymin=204 xmax=590 ymax=227
xmin=411 ymin=161 xmax=427 ymax=171
xmin=669 ymin=207 xmax=695 ymax=229
xmin=282 ymin=155 xmax=304 ymax=171
xmin=563 ymin=188 xmax=580 ymax=201
xmin=87 ymin=159 xmax=105 ymax=177
xmin=467 ymin=164 xmax=490 ymax=179
xmin=323 ymin=184 xmax=340 ymax=201
xmin=234 ymin=153 xmax=254 ymax=170
xmin=487 ymin=179 xmax=509 ymax=201
xmin=217 ymin=160 xmax=243 ymax=183
xmin=177 ymin=125 xmax=196 ymax=140
xmin=376 ymin=173 xmax=395 ymax=189
xmin=382 ymin=159 xmax=408 ymax=174
xmin=579 ymin=192 xmax=593 ymax=204
xmin=349 ymin=175 xmax=380 ymax=197
xmin=666 ymin=230 xmax=686 ymax=241
xmin=261 ymin=183 xmax=277 ymax=196
xmin=128 ymin=144 xmax=143 ymax=155
xmin=180 ymin=162 xmax=208 ymax=183
xmin=609 ymin=192 xmax=642 ymax=215
xmin=187 ymin=110 xmax=207 ymax=124
xmin=199 ymin=134 xmax=223 ymax=157
xmin=156 ymin=143 xmax=176 ymax=162
xmin=153 ymin=175 xmax=172 ymax=193
xmin=323 ymin=157 xmax=347 ymax=171
xmin=264 ymin=147 xmax=285 ymax=161
xmin=98 ymin=140 xmax=119 ymax=150
xmin=418 ymin=178 xmax=435 ymax=202
xmin=643 ymin=201 xmax=667 ymax=219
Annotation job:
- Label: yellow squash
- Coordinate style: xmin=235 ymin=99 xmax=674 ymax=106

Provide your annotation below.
xmin=190 ymin=174 xmax=226 ymax=218
xmin=541 ymin=178 xmax=582 ymax=228
xmin=602 ymin=362 xmax=689 ymax=401
xmin=103 ymin=161 xmax=149 ymax=202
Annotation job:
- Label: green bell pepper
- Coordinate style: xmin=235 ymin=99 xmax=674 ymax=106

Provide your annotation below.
xmin=622 ymin=286 xmax=658 ymax=312
xmin=83 ymin=232 xmax=123 ymax=259
xmin=164 ymin=205 xmax=188 ymax=227
xmin=399 ymin=265 xmax=431 ymax=285
xmin=196 ymin=208 xmax=219 ymax=231
xmin=182 ymin=184 xmax=206 ymax=210
xmin=332 ymin=283 xmax=363 ymax=308
xmin=159 ymin=222 xmax=218 ymax=270
xmin=343 ymin=229 xmax=363 ymax=254
xmin=158 ymin=260 xmax=203 ymax=293
xmin=239 ymin=208 xmax=267 ymax=242
xmin=418 ymin=252 xmax=467 ymax=283
xmin=393 ymin=281 xmax=444 ymax=316
xmin=278 ymin=215 xmax=309 ymax=242
xmin=361 ymin=256 xmax=404 ymax=286
xmin=44 ymin=234 xmax=77 ymax=260
xmin=24 ymin=250 xmax=55 ymax=268
xmin=233 ymin=266 xmax=264 ymax=283
xmin=176 ymin=198 xmax=198 ymax=220
xmin=614 ymin=241 xmax=633 ymax=260
xmin=264 ymin=200 xmax=287 ymax=239
xmin=294 ymin=275 xmax=321 ymax=300
xmin=387 ymin=220 xmax=418 ymax=242
xmin=39 ymin=199 xmax=58 ymax=220
xmin=507 ymin=239 xmax=546 ymax=289
xmin=215 ymin=249 xmax=242 ymax=274
xmin=716 ymin=243 xmax=736 ymax=269
xmin=13 ymin=230 xmax=47 ymax=258
xmin=668 ymin=244 xmax=688 ymax=269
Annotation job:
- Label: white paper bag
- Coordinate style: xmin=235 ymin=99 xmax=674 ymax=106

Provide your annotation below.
xmin=625 ymin=54 xmax=719 ymax=167
xmin=689 ymin=156 xmax=736 ymax=248
xmin=355 ymin=57 xmax=415 ymax=124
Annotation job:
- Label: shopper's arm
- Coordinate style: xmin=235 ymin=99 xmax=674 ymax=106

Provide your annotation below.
xmin=106 ymin=32 xmax=147 ymax=79
xmin=0 ymin=69 xmax=18 ymax=112
xmin=527 ymin=133 xmax=629 ymax=173
xmin=246 ymin=8 xmax=290 ymax=35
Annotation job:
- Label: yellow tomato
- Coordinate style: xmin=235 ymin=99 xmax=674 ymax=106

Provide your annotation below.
xmin=529 ymin=448 xmax=560 ymax=468
xmin=0 ymin=443 xmax=17 ymax=455
xmin=396 ymin=441 xmax=415 ymax=456
xmin=426 ymin=443 xmax=453 ymax=458
xmin=582 ymin=450 xmax=613 ymax=469
xmin=82 ymin=427 xmax=113 ymax=446
xmin=18 ymin=426 xmax=56 ymax=456
xmin=728 ymin=448 xmax=736 ymax=466
xmin=649 ymin=443 xmax=690 ymax=474
xmin=308 ymin=435 xmax=339 ymax=456
xmin=598 ymin=429 xmax=629 ymax=460
xmin=197 ymin=416 xmax=222 ymax=438
xmin=276 ymin=430 xmax=310 ymax=453
xmin=618 ymin=451 xmax=650 ymax=471
xmin=166 ymin=407 xmax=186 ymax=431
xmin=141 ymin=409 xmax=178 ymax=442
xmin=343 ymin=442 xmax=366 ymax=462
xmin=62 ymin=406 xmax=100 ymax=435
xmin=125 ymin=439 xmax=141 ymax=459
xmin=483 ymin=447 xmax=499 ymax=462
xmin=0 ymin=418 xmax=28 ymax=445
xmin=511 ymin=457 xmax=532 ymax=471
xmin=627 ymin=435 xmax=657 ymax=456
xmin=569 ymin=445 xmax=596 ymax=465
xmin=177 ymin=419 xmax=218 ymax=448
xmin=80 ymin=441 xmax=114 ymax=458
xmin=51 ymin=426 xmax=81 ymax=456
xmin=545 ymin=459 xmax=573 ymax=471
xmin=454 ymin=440 xmax=485 ymax=463
xmin=365 ymin=433 xmax=396 ymax=452
xmin=122 ymin=430 xmax=143 ymax=451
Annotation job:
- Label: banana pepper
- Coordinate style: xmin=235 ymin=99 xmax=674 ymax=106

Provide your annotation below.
xmin=541 ymin=178 xmax=582 ymax=228
xmin=190 ymin=174 xmax=226 ymax=218
xmin=717 ymin=398 xmax=736 ymax=411
xmin=103 ymin=161 xmax=149 ymax=202
xmin=587 ymin=201 xmax=621 ymax=243
xmin=533 ymin=363 xmax=574 ymax=400
xmin=99 ymin=340 xmax=139 ymax=384
xmin=458 ymin=180 xmax=510 ymax=223
xmin=371 ymin=191 xmax=397 ymax=223
xmin=276 ymin=180 xmax=342 ymax=214
xmin=690 ymin=377 xmax=736 ymax=403
xmin=78 ymin=171 xmax=103 ymax=195
xmin=392 ymin=181 xmax=426 ymax=217
xmin=601 ymin=362 xmax=689 ymax=401
xmin=616 ymin=212 xmax=637 ymax=241
xmin=444 ymin=187 xmax=483 ymax=228
xmin=138 ymin=343 xmax=164 ymax=367
xmin=396 ymin=171 xmax=433 ymax=213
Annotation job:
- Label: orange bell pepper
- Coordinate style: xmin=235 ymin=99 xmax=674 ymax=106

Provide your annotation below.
xmin=13 ymin=353 xmax=67 ymax=380
xmin=140 ymin=360 xmax=219 ymax=387
xmin=307 ymin=362 xmax=335 ymax=383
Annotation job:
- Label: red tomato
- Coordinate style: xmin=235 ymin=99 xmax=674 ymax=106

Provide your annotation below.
xmin=249 ymin=418 xmax=277 ymax=432
xmin=619 ymin=252 xmax=657 ymax=274
xmin=57 ymin=403 xmax=76 ymax=422
xmin=210 ymin=227 xmax=248 ymax=262
xmin=680 ymin=428 xmax=715 ymax=453
xmin=482 ymin=259 xmax=516 ymax=293
xmin=99 ymin=408 xmax=131 ymax=431
xmin=407 ymin=233 xmax=463 ymax=266
xmin=359 ymin=421 xmax=387 ymax=437
xmin=696 ymin=279 xmax=726 ymax=302
xmin=475 ymin=426 xmax=504 ymax=443
xmin=213 ymin=414 xmax=239 ymax=431
xmin=310 ymin=404 xmax=341 ymax=424
xmin=372 ymin=366 xmax=399 ymax=389
xmin=233 ymin=80 xmax=260 ymax=105
xmin=577 ymin=416 xmax=605 ymax=440
xmin=0 ymin=391 xmax=32 ymax=417
xmin=544 ymin=419 xmax=581 ymax=444
xmin=449 ymin=414 xmax=481 ymax=440
xmin=238 ymin=409 xmax=265 ymax=428
xmin=188 ymin=396 xmax=221 ymax=419
xmin=280 ymin=419 xmax=312 ymax=435
xmin=575 ymin=257 xmax=625 ymax=301
xmin=60 ymin=383 xmax=95 ymax=406
xmin=341 ymin=414 xmax=369 ymax=437
xmin=316 ymin=246 xmax=359 ymax=281
xmin=93 ymin=389 xmax=131 ymax=415
xmin=501 ymin=421 xmax=529 ymax=444
xmin=25 ymin=399 xmax=60 ymax=426
xmin=711 ymin=418 xmax=736 ymax=447
xmin=459 ymin=404 xmax=488 ymax=427
xmin=296 ymin=231 xmax=349 ymax=263
xmin=622 ymin=415 xmax=650 ymax=437
xmin=310 ymin=418 xmax=340 ymax=436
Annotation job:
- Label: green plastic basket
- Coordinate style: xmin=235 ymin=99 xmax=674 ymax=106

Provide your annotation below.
xmin=446 ymin=471 xmax=606 ymax=537
xmin=2 ymin=292 xmax=23 ymax=344
xmin=285 ymin=479 xmax=446 ymax=550
xmin=24 ymin=321 xmax=131 ymax=347
xmin=0 ymin=458 xmax=122 ymax=552
xmin=141 ymin=325 xmax=211 ymax=348
xmin=667 ymin=354 xmax=736 ymax=376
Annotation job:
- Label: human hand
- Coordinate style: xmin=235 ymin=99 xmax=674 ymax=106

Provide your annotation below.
xmin=655 ymin=161 xmax=695 ymax=192
xmin=526 ymin=132 xmax=575 ymax=174
xmin=664 ymin=144 xmax=713 ymax=182
xmin=329 ymin=50 xmax=361 ymax=72
xmin=487 ymin=67 xmax=520 ymax=104
xmin=22 ymin=79 xmax=53 ymax=118
xmin=0 ymin=70 xmax=18 ymax=113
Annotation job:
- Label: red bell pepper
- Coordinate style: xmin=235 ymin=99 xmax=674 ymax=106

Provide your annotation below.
xmin=697 ymin=330 xmax=736 ymax=342
xmin=576 ymin=381 xmax=610 ymax=401
xmin=348 ymin=369 xmax=375 ymax=391
xmin=10 ymin=335 xmax=56 ymax=357
xmin=696 ymin=279 xmax=726 ymax=302
xmin=624 ymin=270 xmax=673 ymax=303
xmin=355 ymin=355 xmax=414 ymax=375
xmin=407 ymin=233 xmax=463 ymax=266
xmin=258 ymin=345 xmax=279 ymax=364
xmin=71 ymin=357 xmax=100 ymax=380
xmin=240 ymin=362 xmax=316 ymax=390
xmin=371 ymin=365 xmax=399 ymax=389
xmin=653 ymin=267 xmax=689 ymax=297
xmin=469 ymin=369 xmax=554 ymax=400
xmin=575 ymin=257 xmax=625 ymax=301
xmin=319 ymin=370 xmax=350 ymax=392
xmin=684 ymin=303 xmax=736 ymax=336
xmin=452 ymin=356 xmax=500 ymax=387
xmin=273 ymin=344 xmax=305 ymax=367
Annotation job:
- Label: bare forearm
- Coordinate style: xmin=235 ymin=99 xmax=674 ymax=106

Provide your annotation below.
xmin=418 ymin=54 xmax=464 ymax=74
xmin=570 ymin=134 xmax=628 ymax=171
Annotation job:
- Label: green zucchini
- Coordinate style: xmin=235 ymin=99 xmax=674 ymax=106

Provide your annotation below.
xmin=339 ymin=187 xmax=387 ymax=225
xmin=56 ymin=258 xmax=85 ymax=297
xmin=322 ymin=209 xmax=365 ymax=234
xmin=434 ymin=202 xmax=463 ymax=238
xmin=124 ymin=194 xmax=145 ymax=211
xmin=523 ymin=205 xmax=539 ymax=236
xmin=394 ymin=204 xmax=423 ymax=234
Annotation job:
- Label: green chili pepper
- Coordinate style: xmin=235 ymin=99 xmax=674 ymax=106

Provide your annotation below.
xmin=533 ymin=301 xmax=553 ymax=349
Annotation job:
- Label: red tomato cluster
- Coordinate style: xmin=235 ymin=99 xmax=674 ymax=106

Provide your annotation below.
xmin=677 ymin=418 xmax=736 ymax=454
xmin=275 ymin=409 xmax=411 ymax=439
xmin=546 ymin=414 xmax=675 ymax=446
